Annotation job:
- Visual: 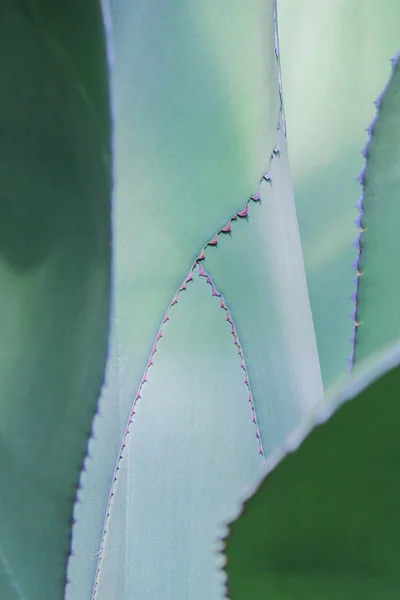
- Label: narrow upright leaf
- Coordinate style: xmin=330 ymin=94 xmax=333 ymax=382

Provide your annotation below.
xmin=278 ymin=0 xmax=400 ymax=388
xmin=0 ymin=2 xmax=112 ymax=599
xmin=352 ymin=52 xmax=400 ymax=364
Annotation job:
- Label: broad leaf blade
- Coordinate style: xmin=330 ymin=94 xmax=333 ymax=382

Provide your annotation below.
xmin=226 ymin=343 xmax=400 ymax=599
xmin=0 ymin=2 xmax=112 ymax=599
xmin=95 ymin=270 xmax=264 ymax=600
xmin=67 ymin=1 xmax=290 ymax=596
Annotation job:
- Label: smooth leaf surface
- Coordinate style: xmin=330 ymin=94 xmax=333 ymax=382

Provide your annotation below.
xmin=94 ymin=271 xmax=264 ymax=600
xmin=226 ymin=342 xmax=400 ymax=599
xmin=278 ymin=0 xmax=400 ymax=389
xmin=0 ymin=2 xmax=112 ymax=599
xmin=354 ymin=53 xmax=400 ymax=362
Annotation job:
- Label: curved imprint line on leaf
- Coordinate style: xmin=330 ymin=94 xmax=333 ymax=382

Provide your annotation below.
xmin=198 ymin=263 xmax=266 ymax=463
xmin=348 ymin=50 xmax=400 ymax=372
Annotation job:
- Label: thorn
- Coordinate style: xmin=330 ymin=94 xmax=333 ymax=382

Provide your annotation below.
xmin=163 ymin=312 xmax=170 ymax=324
xmin=237 ymin=204 xmax=249 ymax=219
xmin=156 ymin=331 xmax=162 ymax=341
xmin=355 ymin=320 xmax=361 ymax=327
xmin=179 ymin=282 xmax=187 ymax=292
xmin=220 ymin=298 xmax=227 ymax=310
xmin=197 ymin=249 xmax=206 ymax=262
xmin=366 ymin=118 xmax=376 ymax=136
xmin=171 ymin=295 xmax=179 ymax=306
xmin=354 ymin=213 xmax=363 ymax=229
xmin=220 ymin=221 xmax=232 ymax=234
xmin=208 ymin=234 xmax=218 ymax=247
xmin=272 ymin=144 xmax=280 ymax=157
xmin=374 ymin=90 xmax=385 ymax=109
xmin=351 ymin=258 xmax=359 ymax=271
xmin=360 ymin=140 xmax=369 ymax=158
xmin=198 ymin=263 xmax=207 ymax=278
xmin=355 ymin=195 xmax=364 ymax=212
xmin=391 ymin=50 xmax=400 ymax=66
xmin=251 ymin=191 xmax=262 ymax=204
xmin=262 ymin=170 xmax=272 ymax=185
xmin=211 ymin=286 xmax=221 ymax=297
xmin=352 ymin=232 xmax=362 ymax=250
xmin=185 ymin=272 xmax=194 ymax=283
xmin=357 ymin=166 xmax=366 ymax=185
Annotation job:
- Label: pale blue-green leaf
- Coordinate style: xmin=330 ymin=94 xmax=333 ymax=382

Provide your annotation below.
xmin=204 ymin=123 xmax=324 ymax=454
xmin=277 ymin=0 xmax=400 ymax=389
xmin=67 ymin=1 xmax=283 ymax=596
xmin=94 ymin=271 xmax=264 ymax=600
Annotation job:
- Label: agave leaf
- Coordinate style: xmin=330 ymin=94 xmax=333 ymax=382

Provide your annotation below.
xmin=94 ymin=270 xmax=264 ymax=600
xmin=225 ymin=341 xmax=400 ymax=599
xmin=278 ymin=0 xmax=400 ymax=388
xmin=352 ymin=52 xmax=400 ymax=364
xmin=204 ymin=122 xmax=323 ymax=454
xmin=67 ymin=1 xmax=304 ymax=596
xmin=0 ymin=2 xmax=112 ymax=599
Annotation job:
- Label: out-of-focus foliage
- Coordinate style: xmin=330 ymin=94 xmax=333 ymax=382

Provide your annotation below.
xmin=0 ymin=2 xmax=112 ymax=599
xmin=225 ymin=343 xmax=400 ymax=600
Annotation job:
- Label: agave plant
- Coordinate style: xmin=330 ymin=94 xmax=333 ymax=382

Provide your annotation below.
xmin=0 ymin=1 xmax=399 ymax=599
